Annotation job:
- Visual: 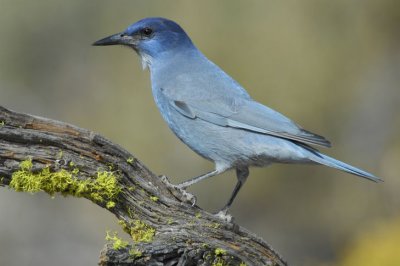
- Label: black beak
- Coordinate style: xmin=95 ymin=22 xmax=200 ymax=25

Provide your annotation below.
xmin=93 ymin=32 xmax=132 ymax=46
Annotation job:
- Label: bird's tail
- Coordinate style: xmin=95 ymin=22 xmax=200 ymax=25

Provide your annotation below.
xmin=308 ymin=151 xmax=382 ymax=182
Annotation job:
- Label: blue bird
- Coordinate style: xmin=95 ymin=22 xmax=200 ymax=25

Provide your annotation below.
xmin=93 ymin=17 xmax=381 ymax=218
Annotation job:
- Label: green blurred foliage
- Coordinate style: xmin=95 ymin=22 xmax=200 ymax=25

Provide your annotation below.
xmin=0 ymin=1 xmax=399 ymax=265
xmin=338 ymin=216 xmax=400 ymax=266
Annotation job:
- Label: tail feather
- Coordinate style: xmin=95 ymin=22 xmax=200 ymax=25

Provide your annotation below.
xmin=309 ymin=152 xmax=382 ymax=182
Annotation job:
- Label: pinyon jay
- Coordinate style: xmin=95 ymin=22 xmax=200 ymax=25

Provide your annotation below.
xmin=93 ymin=17 xmax=380 ymax=218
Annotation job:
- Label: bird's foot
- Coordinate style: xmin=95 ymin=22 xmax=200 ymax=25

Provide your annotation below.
xmin=159 ymin=175 xmax=197 ymax=206
xmin=214 ymin=209 xmax=234 ymax=223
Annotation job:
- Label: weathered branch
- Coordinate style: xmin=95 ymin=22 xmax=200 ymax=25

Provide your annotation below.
xmin=0 ymin=106 xmax=287 ymax=266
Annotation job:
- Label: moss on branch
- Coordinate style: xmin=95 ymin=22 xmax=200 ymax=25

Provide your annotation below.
xmin=9 ymin=158 xmax=121 ymax=209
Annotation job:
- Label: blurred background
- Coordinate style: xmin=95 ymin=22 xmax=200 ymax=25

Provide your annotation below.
xmin=0 ymin=0 xmax=399 ymax=265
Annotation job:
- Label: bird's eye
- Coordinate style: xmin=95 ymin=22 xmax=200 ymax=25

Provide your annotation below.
xmin=141 ymin=27 xmax=153 ymax=37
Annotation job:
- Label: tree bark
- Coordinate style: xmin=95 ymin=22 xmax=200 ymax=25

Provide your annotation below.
xmin=0 ymin=106 xmax=287 ymax=266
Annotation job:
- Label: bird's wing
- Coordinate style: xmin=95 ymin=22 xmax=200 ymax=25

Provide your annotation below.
xmin=168 ymin=93 xmax=331 ymax=148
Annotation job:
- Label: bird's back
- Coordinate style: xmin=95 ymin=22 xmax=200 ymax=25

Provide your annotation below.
xmin=150 ymin=48 xmax=252 ymax=102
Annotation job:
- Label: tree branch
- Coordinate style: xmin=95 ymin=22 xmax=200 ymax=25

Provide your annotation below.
xmin=0 ymin=106 xmax=287 ymax=266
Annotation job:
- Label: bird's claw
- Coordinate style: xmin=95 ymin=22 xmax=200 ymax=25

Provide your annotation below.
xmin=160 ymin=175 xmax=197 ymax=206
xmin=214 ymin=209 xmax=234 ymax=223
xmin=180 ymin=188 xmax=197 ymax=206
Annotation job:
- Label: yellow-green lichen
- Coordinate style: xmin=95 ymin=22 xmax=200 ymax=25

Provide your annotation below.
xmin=118 ymin=219 xmax=130 ymax=234
xmin=195 ymin=212 xmax=202 ymax=218
xmin=105 ymin=231 xmax=128 ymax=250
xmin=130 ymin=220 xmax=155 ymax=242
xmin=9 ymin=159 xmax=121 ymax=208
xmin=20 ymin=159 xmax=33 ymax=170
xmin=212 ymin=248 xmax=228 ymax=266
xmin=118 ymin=219 xmax=156 ymax=243
xmin=106 ymin=163 xmax=115 ymax=171
xmin=92 ymin=171 xmax=121 ymax=201
xmin=72 ymin=168 xmax=79 ymax=175
xmin=239 ymin=262 xmax=247 ymax=266
xmin=150 ymin=196 xmax=159 ymax=202
xmin=126 ymin=157 xmax=135 ymax=164
xmin=129 ymin=248 xmax=143 ymax=258
xmin=215 ymin=248 xmax=227 ymax=256
xmin=212 ymin=258 xmax=228 ymax=266
xmin=127 ymin=207 xmax=135 ymax=219
xmin=56 ymin=150 xmax=63 ymax=159
xmin=206 ymin=222 xmax=221 ymax=229
xmin=0 ymin=121 xmax=5 ymax=127
xmin=212 ymin=258 xmax=227 ymax=266
xmin=106 ymin=201 xmax=116 ymax=209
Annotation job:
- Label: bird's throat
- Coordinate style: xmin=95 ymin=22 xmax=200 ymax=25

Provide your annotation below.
xmin=139 ymin=52 xmax=153 ymax=70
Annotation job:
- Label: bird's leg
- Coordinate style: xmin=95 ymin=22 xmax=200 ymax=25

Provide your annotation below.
xmin=177 ymin=169 xmax=222 ymax=189
xmin=221 ymin=167 xmax=249 ymax=212
xmin=215 ymin=167 xmax=249 ymax=222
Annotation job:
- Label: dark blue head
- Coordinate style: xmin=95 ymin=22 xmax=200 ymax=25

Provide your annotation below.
xmin=93 ymin=17 xmax=194 ymax=59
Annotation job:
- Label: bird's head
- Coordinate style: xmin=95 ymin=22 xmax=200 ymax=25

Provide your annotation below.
xmin=93 ymin=17 xmax=193 ymax=68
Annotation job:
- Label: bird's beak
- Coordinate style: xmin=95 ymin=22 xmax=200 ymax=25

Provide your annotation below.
xmin=92 ymin=32 xmax=134 ymax=46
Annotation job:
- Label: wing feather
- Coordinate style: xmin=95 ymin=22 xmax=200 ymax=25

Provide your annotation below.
xmin=167 ymin=93 xmax=331 ymax=148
